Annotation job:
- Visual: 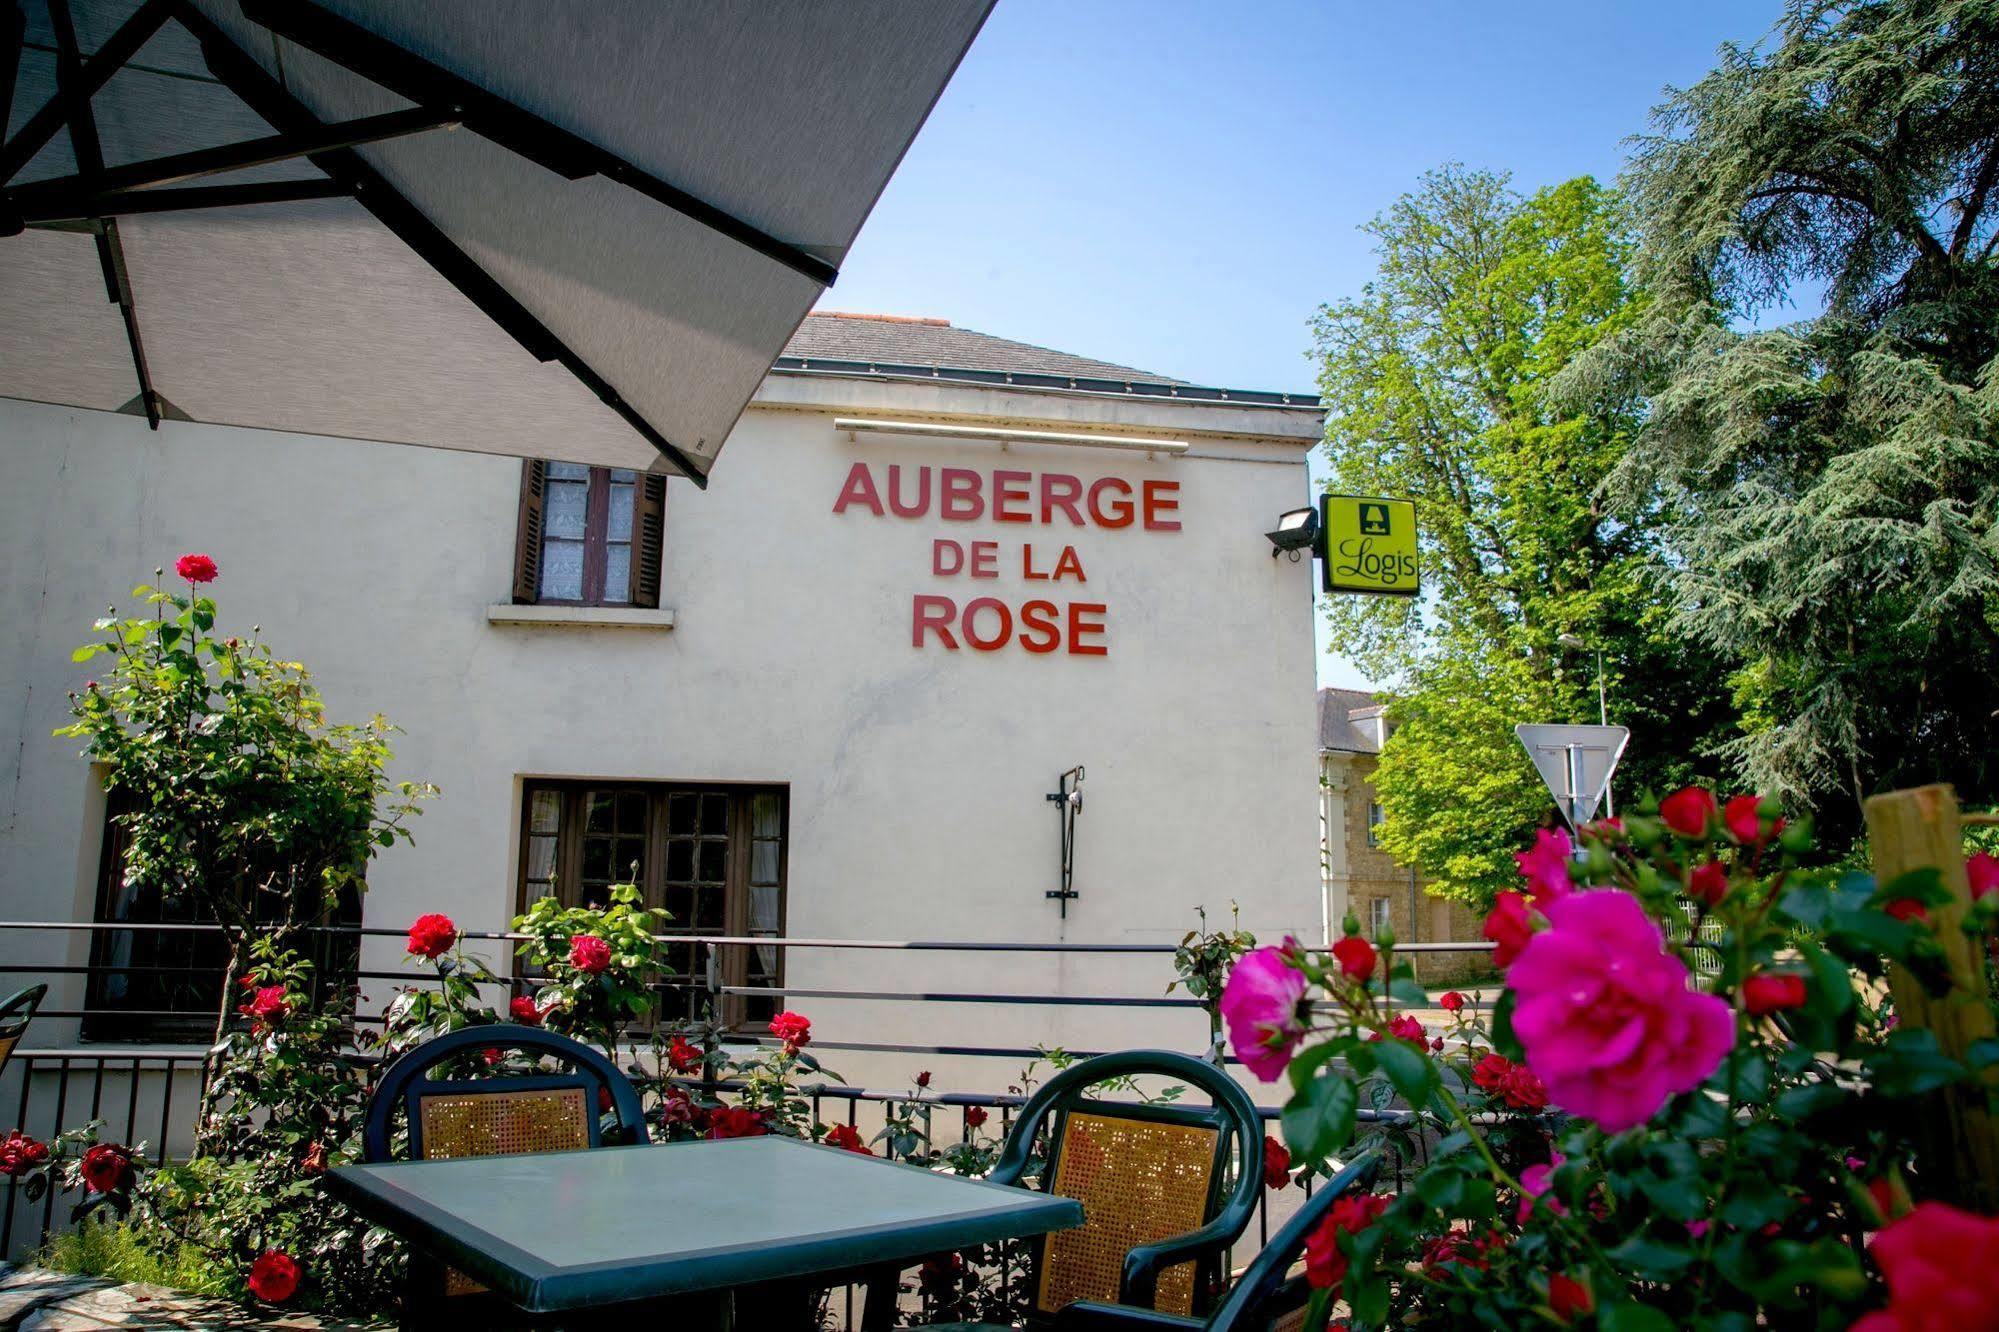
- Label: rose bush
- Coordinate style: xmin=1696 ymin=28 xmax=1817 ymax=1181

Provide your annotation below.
xmin=1223 ymin=787 xmax=1999 ymax=1329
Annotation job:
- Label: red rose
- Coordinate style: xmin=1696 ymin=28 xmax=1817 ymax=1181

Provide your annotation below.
xmin=405 ymin=913 xmax=458 ymax=960
xmin=79 ymin=1143 xmax=134 ymax=1195
xmin=1500 ymin=1063 xmax=1548 ymax=1111
xmin=247 ymin=1251 xmax=301 ymax=1304
xmin=963 ymin=1106 xmax=989 ymax=1129
xmin=1884 ymin=899 xmax=1929 ymax=924
xmin=1852 ymin=1202 xmax=1999 ymax=1331
xmin=657 ymin=1086 xmax=700 ymax=1128
xmin=1685 ymin=860 xmax=1729 ymax=908
xmin=299 ymin=1141 xmax=328 ymax=1176
xmin=823 ymin=1123 xmax=872 ymax=1154
xmin=1548 ymin=1273 xmax=1594 ymax=1323
xmin=508 ymin=995 xmax=546 ymax=1026
xmin=1471 ymin=1053 xmax=1514 ymax=1095
xmin=667 ymin=1035 xmax=702 ymax=1073
xmin=174 ymin=553 xmax=218 ymax=584
xmin=1742 ymin=972 xmax=1808 ymax=1015
xmin=1439 ymin=991 xmax=1465 ymax=1013
xmin=1660 ymin=786 xmax=1718 ymax=838
xmin=1330 ymin=935 xmax=1377 ymax=983
xmin=0 ymin=1131 xmax=50 ymax=1176
xmin=1370 ymin=1014 xmax=1424 ymax=1045
xmin=1304 ymin=1192 xmax=1391 ymax=1291
xmin=235 ymin=985 xmax=291 ymax=1028
xmin=1482 ymin=891 xmax=1537 ymax=968
xmin=769 ymin=1010 xmax=812 ymax=1050
xmin=568 ymin=934 xmax=613 ymax=974
xmin=706 ymin=1107 xmax=766 ymax=1140
xmin=915 ymin=1070 xmax=932 ymax=1089
xmin=1724 ymin=794 xmax=1780 ymax=845
xmin=1969 ymin=851 xmax=1999 ymax=902
xmin=481 ymin=1048 xmax=506 ymax=1067
xmin=1262 ymin=1135 xmax=1291 ymax=1190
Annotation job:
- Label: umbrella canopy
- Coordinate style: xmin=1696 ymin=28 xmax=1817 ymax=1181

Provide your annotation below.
xmin=0 ymin=0 xmax=991 ymax=485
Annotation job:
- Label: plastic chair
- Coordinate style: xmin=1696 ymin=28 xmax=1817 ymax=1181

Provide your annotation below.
xmin=0 ymin=984 xmax=47 ymax=1083
xmin=361 ymin=1023 xmax=655 ymax=1326
xmin=900 ymin=1049 xmax=1266 ymax=1329
xmin=1045 ymin=1150 xmax=1385 ymax=1332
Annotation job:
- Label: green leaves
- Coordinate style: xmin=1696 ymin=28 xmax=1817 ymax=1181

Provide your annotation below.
xmin=1371 ymin=1035 xmax=1439 ymax=1109
xmin=1863 ymin=1027 xmax=1967 ymax=1098
xmin=1282 ymin=1071 xmax=1357 ymax=1165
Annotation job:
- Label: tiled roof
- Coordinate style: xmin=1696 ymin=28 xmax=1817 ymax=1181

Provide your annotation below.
xmin=784 ymin=311 xmax=1187 ymax=384
xmin=775 ymin=311 xmax=1319 ymax=409
xmin=1319 ymin=687 xmax=1383 ymax=753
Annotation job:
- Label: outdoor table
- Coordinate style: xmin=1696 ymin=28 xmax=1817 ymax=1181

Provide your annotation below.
xmin=327 ymin=1135 xmax=1082 ymax=1328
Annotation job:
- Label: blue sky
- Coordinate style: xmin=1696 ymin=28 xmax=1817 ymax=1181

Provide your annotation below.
xmin=821 ymin=0 xmax=1788 ymax=691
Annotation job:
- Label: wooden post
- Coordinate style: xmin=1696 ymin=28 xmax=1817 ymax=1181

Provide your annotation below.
xmin=1863 ymin=783 xmax=1999 ymax=1213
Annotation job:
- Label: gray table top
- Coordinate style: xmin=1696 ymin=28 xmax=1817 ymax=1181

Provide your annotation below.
xmin=328 ymin=1135 xmax=1082 ymax=1313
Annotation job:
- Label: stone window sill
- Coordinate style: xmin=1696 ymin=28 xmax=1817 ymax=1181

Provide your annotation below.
xmin=485 ymin=603 xmax=676 ymax=630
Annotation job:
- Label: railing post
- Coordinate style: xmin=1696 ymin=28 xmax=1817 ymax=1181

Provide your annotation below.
xmin=1864 ymin=783 xmax=1999 ymax=1213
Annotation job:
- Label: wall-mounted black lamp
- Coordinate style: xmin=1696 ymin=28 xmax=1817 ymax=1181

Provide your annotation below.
xmin=1266 ymin=506 xmax=1319 ymax=560
xmin=1045 ymin=765 xmax=1083 ymax=917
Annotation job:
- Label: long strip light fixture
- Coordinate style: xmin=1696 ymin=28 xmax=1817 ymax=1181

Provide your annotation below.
xmin=834 ymin=417 xmax=1189 ymax=457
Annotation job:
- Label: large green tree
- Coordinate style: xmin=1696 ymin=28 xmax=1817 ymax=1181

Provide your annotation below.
xmin=1580 ymin=0 xmax=1999 ymax=838
xmin=1314 ymin=167 xmax=1737 ymax=904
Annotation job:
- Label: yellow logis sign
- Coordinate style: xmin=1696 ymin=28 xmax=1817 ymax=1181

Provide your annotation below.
xmin=1320 ymin=494 xmax=1419 ymax=597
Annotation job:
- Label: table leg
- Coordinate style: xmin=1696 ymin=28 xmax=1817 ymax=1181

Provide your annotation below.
xmin=859 ymin=1264 xmax=904 ymax=1331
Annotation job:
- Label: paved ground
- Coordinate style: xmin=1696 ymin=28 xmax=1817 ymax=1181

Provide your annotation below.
xmin=0 ymin=1265 xmax=378 ymax=1330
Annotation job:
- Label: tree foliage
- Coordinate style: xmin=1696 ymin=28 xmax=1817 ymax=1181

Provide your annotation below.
xmin=1314 ymin=167 xmax=1736 ymax=904
xmin=1578 ymin=0 xmax=1999 ymax=837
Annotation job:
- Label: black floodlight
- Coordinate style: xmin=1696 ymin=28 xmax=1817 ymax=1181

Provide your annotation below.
xmin=1267 ymin=506 xmax=1320 ymax=558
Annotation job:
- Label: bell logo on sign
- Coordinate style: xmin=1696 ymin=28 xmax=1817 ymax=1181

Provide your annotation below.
xmin=1321 ymin=494 xmax=1419 ymax=597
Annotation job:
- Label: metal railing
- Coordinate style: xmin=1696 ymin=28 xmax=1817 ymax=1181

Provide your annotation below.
xmin=1 ymin=919 xmax=1498 ymax=1289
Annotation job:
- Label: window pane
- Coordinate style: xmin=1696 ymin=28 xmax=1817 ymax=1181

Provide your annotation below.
xmin=545 ymin=473 xmax=588 ymax=539
xmin=549 ymin=461 xmax=590 ymax=481
xmin=752 ymin=794 xmax=781 ymax=838
xmin=616 ymin=790 xmax=646 ymax=832
xmin=539 ymin=539 xmax=584 ymax=600
xmin=751 ymin=839 xmax=779 ymax=884
xmin=700 ymin=793 xmax=727 ymax=832
xmin=698 ymin=840 xmax=727 ymax=883
xmin=608 ymin=477 xmax=635 ymax=541
xmin=526 ymin=835 xmax=557 ymax=883
xmin=586 ymin=793 xmax=617 ymax=833
xmin=666 ymin=839 xmax=694 ymax=882
xmin=668 ymin=794 xmax=696 ymax=835
xmin=530 ymin=789 xmax=561 ymax=834
xmin=604 ymin=542 xmax=630 ymax=604
xmin=750 ymin=884 xmax=780 ymax=933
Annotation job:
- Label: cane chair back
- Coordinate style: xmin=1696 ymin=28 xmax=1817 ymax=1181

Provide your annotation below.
xmin=987 ymin=1050 xmax=1264 ymax=1321
xmin=362 ymin=1023 xmax=648 ymax=1302
xmin=0 ymin=985 xmax=46 ymax=1082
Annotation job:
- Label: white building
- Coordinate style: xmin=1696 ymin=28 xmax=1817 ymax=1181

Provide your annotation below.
xmin=0 ymin=312 xmax=1326 ymax=1097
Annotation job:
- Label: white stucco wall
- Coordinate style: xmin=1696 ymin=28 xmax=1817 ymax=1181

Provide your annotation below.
xmin=0 ymin=379 xmax=1320 ymax=1094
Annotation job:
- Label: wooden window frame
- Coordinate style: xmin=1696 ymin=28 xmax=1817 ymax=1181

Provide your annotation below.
xmin=512 ymin=460 xmax=666 ymax=609
xmin=514 ymin=780 xmax=789 ymax=1031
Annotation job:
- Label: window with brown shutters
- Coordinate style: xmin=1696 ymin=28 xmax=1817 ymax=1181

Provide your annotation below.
xmin=517 ymin=781 xmax=788 ymax=1029
xmin=512 ymin=461 xmax=664 ymax=607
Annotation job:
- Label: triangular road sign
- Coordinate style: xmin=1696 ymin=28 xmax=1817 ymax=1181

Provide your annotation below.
xmin=1515 ymin=724 xmax=1630 ymax=828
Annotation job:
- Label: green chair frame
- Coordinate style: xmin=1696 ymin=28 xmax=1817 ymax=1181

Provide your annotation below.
xmin=986 ymin=1048 xmax=1267 ymax=1318
xmin=1051 ymin=1150 xmax=1385 ymax=1332
xmin=0 ymin=983 xmax=47 ymax=1082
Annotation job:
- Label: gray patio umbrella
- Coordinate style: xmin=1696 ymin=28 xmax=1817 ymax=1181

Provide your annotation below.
xmin=0 ymin=0 xmax=991 ymax=485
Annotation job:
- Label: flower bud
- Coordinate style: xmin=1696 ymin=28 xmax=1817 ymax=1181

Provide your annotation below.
xmin=1374 ymin=921 xmax=1396 ymax=948
xmin=1342 ymin=914 xmax=1361 ymax=938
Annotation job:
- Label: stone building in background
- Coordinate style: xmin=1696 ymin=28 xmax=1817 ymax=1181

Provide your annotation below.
xmin=1317 ymin=688 xmax=1485 ymax=984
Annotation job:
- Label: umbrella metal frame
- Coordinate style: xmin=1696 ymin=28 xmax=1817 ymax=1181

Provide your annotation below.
xmin=0 ymin=0 xmax=847 ymax=484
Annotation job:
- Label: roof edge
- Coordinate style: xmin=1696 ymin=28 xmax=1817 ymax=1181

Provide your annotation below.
xmin=769 ymin=355 xmax=1321 ymax=411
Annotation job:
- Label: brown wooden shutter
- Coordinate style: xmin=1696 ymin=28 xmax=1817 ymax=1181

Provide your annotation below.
xmin=512 ymin=460 xmax=547 ymax=604
xmin=633 ymin=475 xmax=667 ymax=609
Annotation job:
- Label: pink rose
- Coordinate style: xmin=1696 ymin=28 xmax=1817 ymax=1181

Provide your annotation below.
xmin=1220 ymin=947 xmax=1309 ymax=1082
xmin=1850 ymin=1202 xmax=1999 ymax=1331
xmin=1482 ymin=891 xmax=1538 ymax=968
xmin=1659 ymin=786 xmax=1718 ymax=838
xmin=1513 ymin=827 xmax=1574 ymax=906
xmin=1968 ymin=851 xmax=1999 ymax=902
xmin=1507 ymin=890 xmax=1735 ymax=1133
xmin=1518 ymin=1153 xmax=1566 ymax=1223
xmin=568 ymin=934 xmax=612 ymax=974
